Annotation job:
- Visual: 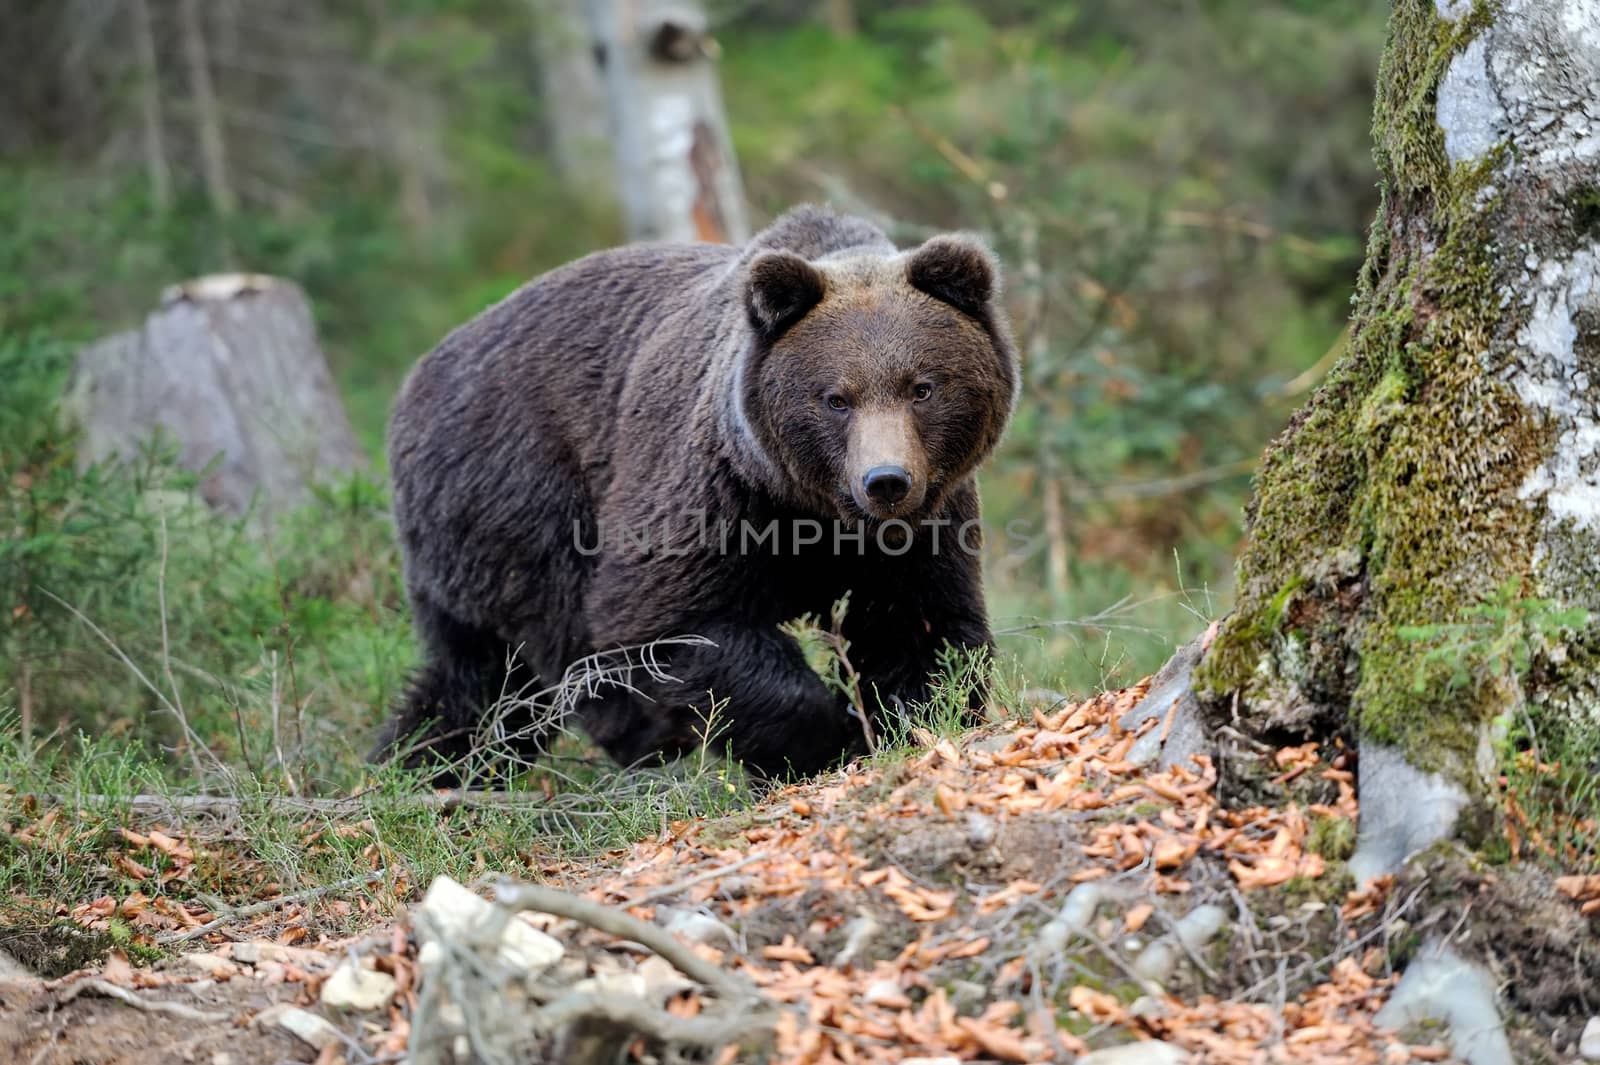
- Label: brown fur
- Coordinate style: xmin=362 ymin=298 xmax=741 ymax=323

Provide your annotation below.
xmin=376 ymin=206 xmax=1019 ymax=783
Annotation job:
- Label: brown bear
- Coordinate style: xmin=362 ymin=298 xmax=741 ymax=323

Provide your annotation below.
xmin=376 ymin=206 xmax=1019 ymax=782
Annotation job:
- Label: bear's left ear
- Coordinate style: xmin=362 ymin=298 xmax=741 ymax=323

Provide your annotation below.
xmin=746 ymin=251 xmax=826 ymax=340
xmin=906 ymin=236 xmax=997 ymax=318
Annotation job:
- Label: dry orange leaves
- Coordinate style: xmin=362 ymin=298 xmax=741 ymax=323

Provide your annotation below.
xmin=27 ymin=679 xmax=1513 ymax=1065
xmin=1555 ymin=874 xmax=1600 ymax=916
xmin=558 ymin=683 xmax=1422 ymax=1064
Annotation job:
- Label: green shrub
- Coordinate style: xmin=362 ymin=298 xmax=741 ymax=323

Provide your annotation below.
xmin=0 ymin=330 xmax=412 ymax=786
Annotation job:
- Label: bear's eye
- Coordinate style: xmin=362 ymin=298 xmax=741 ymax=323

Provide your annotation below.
xmin=912 ymin=382 xmax=934 ymax=402
xmin=826 ymin=393 xmax=851 ymax=412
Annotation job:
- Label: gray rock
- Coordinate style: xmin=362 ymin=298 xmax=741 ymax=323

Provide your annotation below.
xmin=263 ymin=1005 xmax=341 ymax=1051
xmin=1580 ymin=1016 xmax=1600 ymax=1061
xmin=1348 ymin=743 xmax=1471 ymax=884
xmin=1374 ymin=943 xmax=1514 ymax=1065
xmin=320 ymin=957 xmax=398 ymax=1011
xmin=1077 ymin=1040 xmax=1191 ymax=1065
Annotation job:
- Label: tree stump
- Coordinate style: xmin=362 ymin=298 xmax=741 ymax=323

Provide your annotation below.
xmin=68 ymin=274 xmax=365 ymax=517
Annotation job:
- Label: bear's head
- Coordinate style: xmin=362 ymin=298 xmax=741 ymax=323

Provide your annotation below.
xmin=740 ymin=235 xmax=1019 ymax=523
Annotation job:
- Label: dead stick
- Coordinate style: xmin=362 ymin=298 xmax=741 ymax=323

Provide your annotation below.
xmin=15 ymin=791 xmax=610 ymax=818
xmin=617 ymin=854 xmax=763 ymax=910
xmin=535 ymin=988 xmax=770 ymax=1047
xmin=160 ymin=870 xmax=386 ymax=944
xmin=493 ymin=880 xmax=765 ymax=1006
xmin=56 ymin=978 xmax=229 ymax=1023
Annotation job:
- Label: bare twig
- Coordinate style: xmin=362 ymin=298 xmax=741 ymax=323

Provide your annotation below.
xmin=154 ymin=513 xmax=202 ymax=782
xmin=56 ymin=978 xmax=229 ymax=1022
xmin=18 ymin=658 xmax=33 ymax=748
xmin=160 ymin=870 xmax=387 ymax=944
xmin=1271 ymin=323 xmax=1350 ymax=397
xmin=41 ymin=590 xmax=228 ymax=785
xmin=1235 ymin=882 xmax=1427 ymax=1001
xmin=1064 ymin=459 xmax=1259 ymax=503
xmin=16 ymin=789 xmax=617 ymax=819
xmin=1077 ymin=926 xmax=1158 ymax=995
xmin=492 ymin=880 xmax=764 ymax=1007
xmin=617 ymin=854 xmax=763 ymax=910
xmin=405 ymin=636 xmax=715 ymax=783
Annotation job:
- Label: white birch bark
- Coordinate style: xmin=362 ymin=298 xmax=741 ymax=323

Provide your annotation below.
xmin=588 ymin=0 xmax=749 ymax=244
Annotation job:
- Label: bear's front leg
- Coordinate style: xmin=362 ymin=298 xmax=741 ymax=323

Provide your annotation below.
xmin=584 ymin=621 xmax=870 ymax=778
xmin=842 ymin=521 xmax=996 ymax=729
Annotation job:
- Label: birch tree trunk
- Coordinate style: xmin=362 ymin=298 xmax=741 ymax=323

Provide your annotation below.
xmin=129 ymin=0 xmax=171 ymax=212
xmin=177 ymin=0 xmax=235 ymax=219
xmin=1181 ymin=0 xmax=1600 ymax=874
xmin=588 ymin=0 xmax=749 ymax=244
xmin=533 ymin=0 xmax=614 ymax=192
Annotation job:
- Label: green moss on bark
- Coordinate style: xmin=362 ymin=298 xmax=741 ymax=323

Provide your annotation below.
xmin=1194 ymin=0 xmax=1548 ymax=779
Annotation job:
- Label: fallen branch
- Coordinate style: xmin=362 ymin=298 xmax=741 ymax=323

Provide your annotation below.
xmin=14 ymin=790 xmax=603 ymax=819
xmin=55 ymin=978 xmax=229 ymax=1022
xmin=535 ymin=988 xmax=770 ymax=1047
xmin=615 ymin=853 xmax=763 ymax=910
xmin=160 ymin=869 xmax=389 ymax=945
xmin=492 ymin=880 xmax=765 ymax=1007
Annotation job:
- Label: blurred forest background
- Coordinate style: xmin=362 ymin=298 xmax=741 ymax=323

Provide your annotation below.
xmin=1 ymin=0 xmax=1388 ymax=782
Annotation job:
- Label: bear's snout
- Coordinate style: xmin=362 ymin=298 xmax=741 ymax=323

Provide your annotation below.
xmin=847 ymin=408 xmax=928 ymax=518
xmin=863 ymin=465 xmax=912 ymax=506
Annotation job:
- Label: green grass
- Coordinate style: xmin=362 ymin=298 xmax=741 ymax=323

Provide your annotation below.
xmin=0 ymin=708 xmax=761 ymax=939
xmin=1501 ymin=704 xmax=1600 ymax=869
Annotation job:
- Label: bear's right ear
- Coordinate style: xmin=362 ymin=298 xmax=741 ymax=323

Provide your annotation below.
xmin=745 ymin=251 xmax=825 ymax=340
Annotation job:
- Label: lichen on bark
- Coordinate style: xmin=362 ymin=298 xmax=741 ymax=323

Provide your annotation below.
xmin=1194 ymin=0 xmax=1600 ymax=784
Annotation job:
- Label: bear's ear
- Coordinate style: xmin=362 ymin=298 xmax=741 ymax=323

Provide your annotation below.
xmin=746 ymin=251 xmax=826 ymax=340
xmin=906 ymin=236 xmax=997 ymax=318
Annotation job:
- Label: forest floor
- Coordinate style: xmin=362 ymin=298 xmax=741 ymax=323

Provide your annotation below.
xmin=1 ymin=680 xmax=1596 ymax=1065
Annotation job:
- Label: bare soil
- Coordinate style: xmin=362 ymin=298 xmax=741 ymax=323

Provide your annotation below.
xmin=0 ymin=975 xmax=312 ymax=1065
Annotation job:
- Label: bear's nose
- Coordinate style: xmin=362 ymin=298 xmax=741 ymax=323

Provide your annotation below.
xmin=863 ymin=466 xmax=912 ymax=506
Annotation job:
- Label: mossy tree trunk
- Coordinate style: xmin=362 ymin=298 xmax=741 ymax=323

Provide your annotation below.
xmin=1193 ymin=0 xmax=1600 ymax=850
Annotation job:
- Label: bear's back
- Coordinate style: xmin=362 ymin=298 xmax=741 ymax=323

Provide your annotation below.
xmin=390 ymin=240 xmax=736 ymax=485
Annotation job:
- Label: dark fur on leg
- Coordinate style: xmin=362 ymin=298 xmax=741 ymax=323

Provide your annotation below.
xmin=371 ymin=599 xmax=537 ymax=787
xmin=370 ymin=663 xmax=480 ymax=786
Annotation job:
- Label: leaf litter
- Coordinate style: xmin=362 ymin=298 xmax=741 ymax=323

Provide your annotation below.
xmin=1 ymin=681 xmax=1596 ymax=1063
